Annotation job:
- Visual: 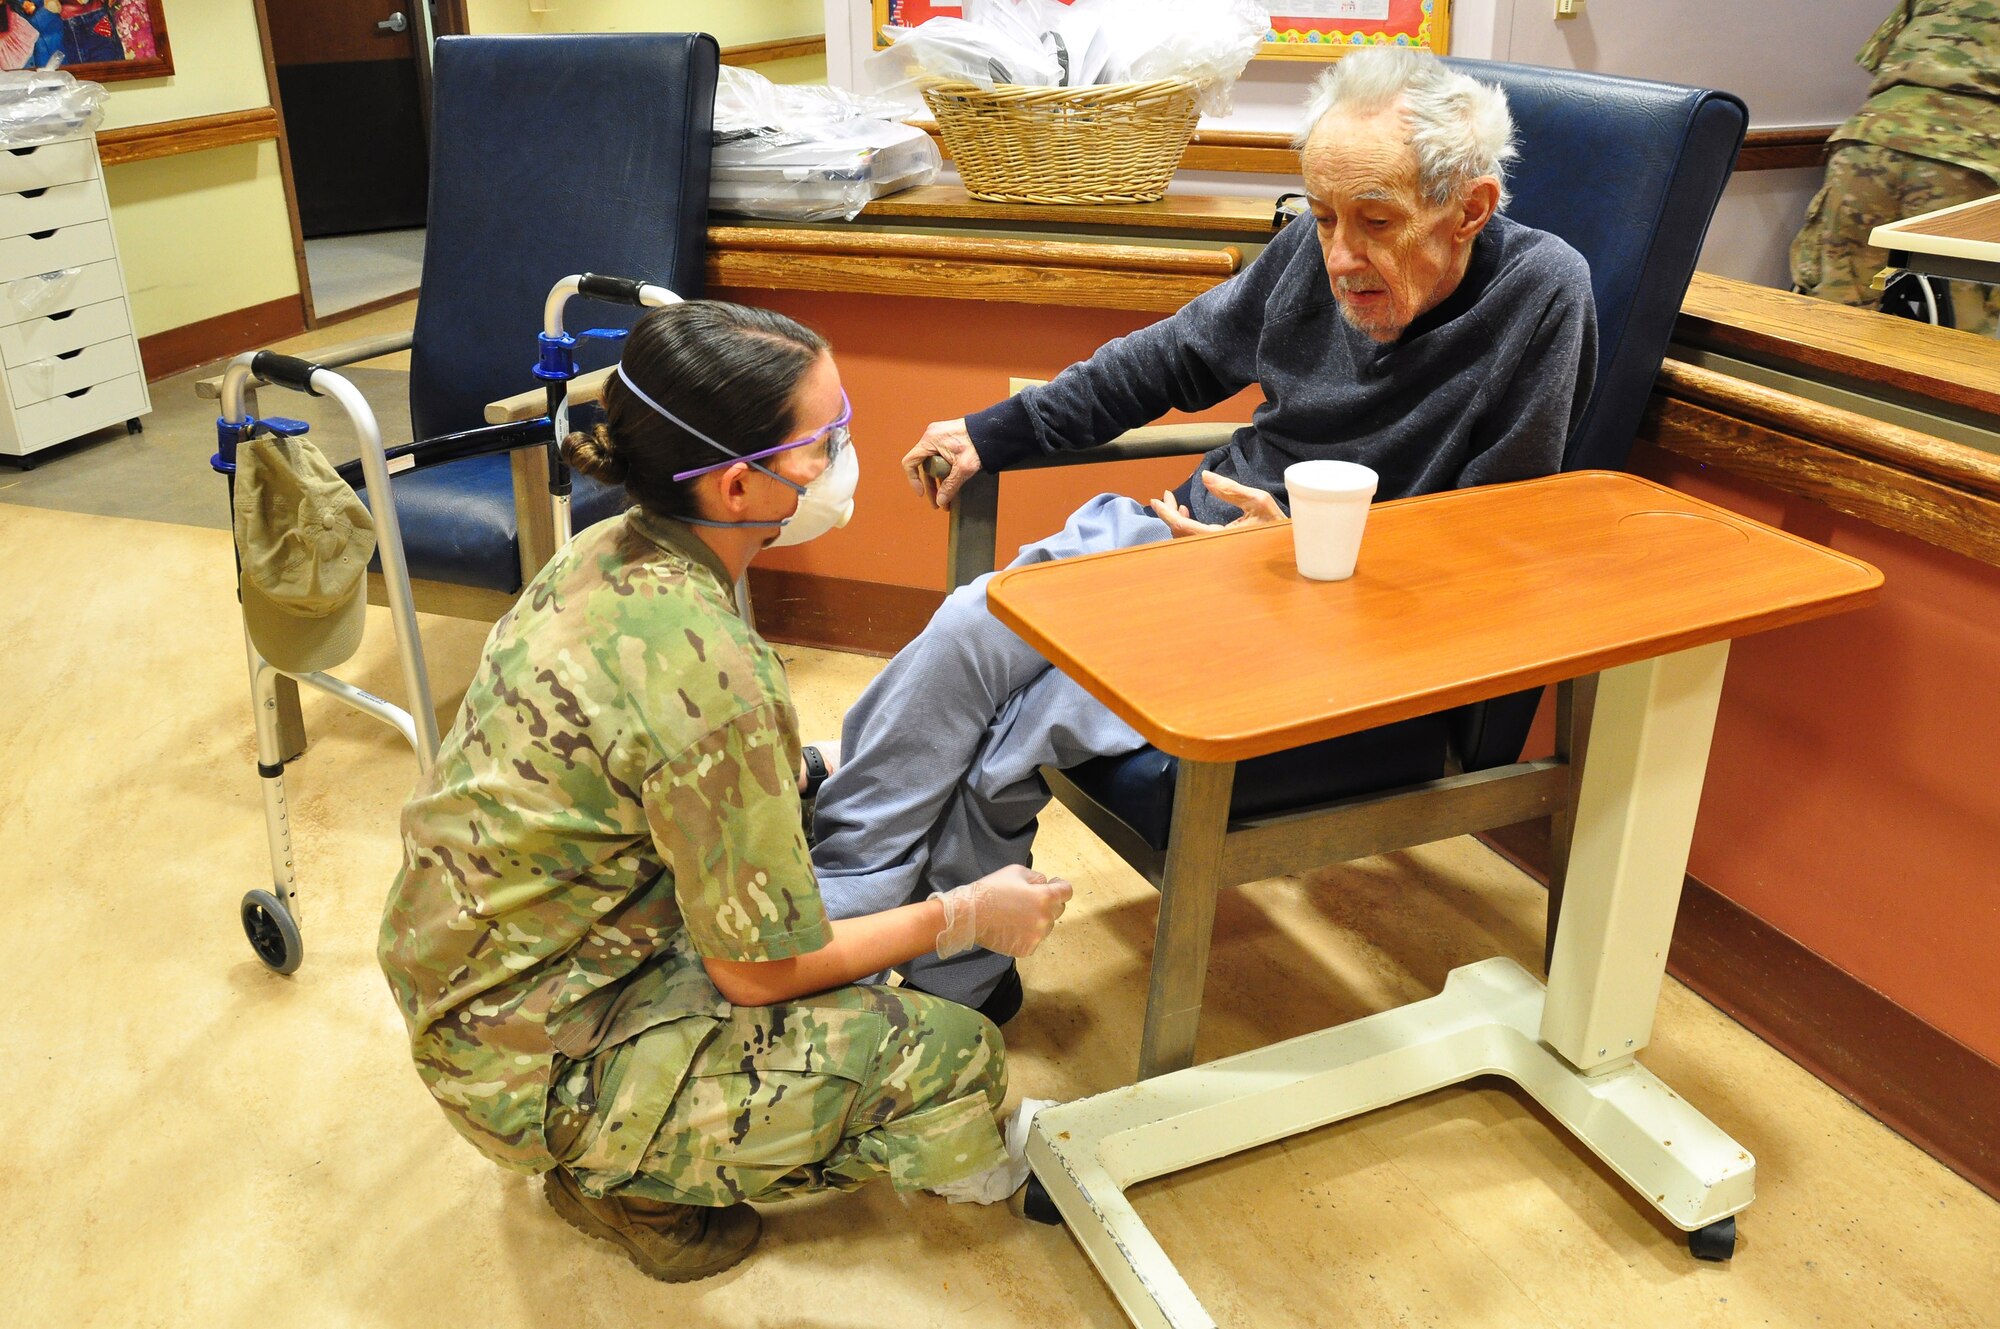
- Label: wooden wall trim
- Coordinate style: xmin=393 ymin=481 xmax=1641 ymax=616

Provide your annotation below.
xmin=720 ymin=35 xmax=827 ymax=66
xmin=1482 ymin=821 xmax=2000 ymax=1204
xmin=98 ymin=107 xmax=282 ymax=168
xmin=1737 ymin=126 xmax=1837 ymax=172
xmin=1641 ymin=392 xmax=2000 ymax=569
xmin=137 ymin=293 xmax=306 ymax=382
xmin=1658 ymin=358 xmax=2000 ymax=501
xmin=707 ymin=226 xmax=1239 ymax=313
xmin=916 ymin=123 xmax=1828 ymax=177
xmin=250 ymin=0 xmax=315 ymax=327
xmin=1678 ymin=272 xmax=2000 ymax=423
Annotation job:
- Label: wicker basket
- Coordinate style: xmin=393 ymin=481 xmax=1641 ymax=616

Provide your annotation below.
xmin=921 ymin=78 xmax=1202 ymax=205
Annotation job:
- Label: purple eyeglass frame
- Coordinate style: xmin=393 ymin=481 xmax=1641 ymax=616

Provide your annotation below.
xmin=671 ymin=390 xmax=852 ymax=482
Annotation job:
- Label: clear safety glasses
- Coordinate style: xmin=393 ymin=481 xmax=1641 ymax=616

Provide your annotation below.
xmin=671 ymin=390 xmax=852 ymax=483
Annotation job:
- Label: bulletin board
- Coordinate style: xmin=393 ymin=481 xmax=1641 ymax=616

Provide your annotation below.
xmin=872 ymin=2 xmax=1450 ymax=59
xmin=1260 ymin=2 xmax=1449 ymax=60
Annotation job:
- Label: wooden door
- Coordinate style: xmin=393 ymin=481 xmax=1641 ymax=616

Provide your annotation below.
xmin=268 ymin=0 xmax=429 ymax=237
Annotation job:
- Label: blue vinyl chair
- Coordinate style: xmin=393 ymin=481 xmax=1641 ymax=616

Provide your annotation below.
xmin=934 ymin=62 xmax=1749 ymax=1076
xmin=287 ymin=33 xmax=720 ymax=613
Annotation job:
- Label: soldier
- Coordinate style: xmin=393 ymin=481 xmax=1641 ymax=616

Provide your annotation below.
xmin=1791 ymin=0 xmax=2000 ymax=334
xmin=378 ymin=301 xmax=1072 ymax=1281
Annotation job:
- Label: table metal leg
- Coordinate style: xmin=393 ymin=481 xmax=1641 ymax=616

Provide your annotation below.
xmin=1542 ymin=673 xmax=1598 ymax=974
xmin=1031 ymin=958 xmax=1755 ymax=1329
xmin=1033 ymin=642 xmax=1750 ymax=1329
xmin=1542 ymin=642 xmax=1729 ymax=1073
xmin=1138 ymin=759 xmax=1235 ymax=1079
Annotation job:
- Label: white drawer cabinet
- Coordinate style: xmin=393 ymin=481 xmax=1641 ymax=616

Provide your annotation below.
xmin=0 ymin=131 xmax=149 ymax=463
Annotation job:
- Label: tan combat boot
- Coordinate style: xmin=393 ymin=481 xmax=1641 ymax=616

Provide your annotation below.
xmin=544 ymin=1168 xmax=760 ymax=1281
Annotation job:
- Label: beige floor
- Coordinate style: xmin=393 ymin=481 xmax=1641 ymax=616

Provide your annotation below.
xmin=3 ymin=503 xmax=1998 ymax=1328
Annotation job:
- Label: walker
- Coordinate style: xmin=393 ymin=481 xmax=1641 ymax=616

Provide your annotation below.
xmin=212 ymin=275 xmax=681 ymax=973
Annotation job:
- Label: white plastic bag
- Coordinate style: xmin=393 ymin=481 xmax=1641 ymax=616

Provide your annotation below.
xmin=867 ymin=0 xmax=1266 ymax=115
xmin=1098 ymin=0 xmax=1268 ymax=115
xmin=0 ymin=71 xmax=106 ymax=146
xmin=4 ymin=267 xmax=83 ymax=321
xmin=711 ymin=65 xmax=941 ymax=222
xmin=864 ymin=16 xmax=1063 ymax=96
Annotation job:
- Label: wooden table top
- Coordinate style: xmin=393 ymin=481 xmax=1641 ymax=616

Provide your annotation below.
xmin=985 ymin=471 xmax=1883 ymax=763
xmin=1870 ymin=191 xmax=2000 ymax=255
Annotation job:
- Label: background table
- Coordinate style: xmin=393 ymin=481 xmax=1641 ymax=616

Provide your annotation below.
xmin=985 ymin=471 xmax=1881 ymax=1329
xmin=1870 ymin=191 xmax=2000 ymax=291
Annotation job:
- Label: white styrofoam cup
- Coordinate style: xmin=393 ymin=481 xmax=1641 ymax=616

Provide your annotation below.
xmin=1284 ymin=459 xmax=1378 ymax=581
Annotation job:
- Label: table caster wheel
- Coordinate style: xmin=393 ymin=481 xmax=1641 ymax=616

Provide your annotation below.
xmin=242 ymin=889 xmax=303 ymax=974
xmin=1021 ymin=1175 xmax=1062 ymax=1226
xmin=1688 ymin=1215 xmax=1736 ymax=1262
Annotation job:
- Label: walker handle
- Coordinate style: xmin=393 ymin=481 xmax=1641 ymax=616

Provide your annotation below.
xmin=577 ymin=273 xmax=650 ymax=305
xmin=250 ymin=352 xmax=324 ymax=396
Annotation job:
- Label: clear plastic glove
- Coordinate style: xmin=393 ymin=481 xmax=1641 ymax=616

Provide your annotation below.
xmin=934 ymin=865 xmax=1072 ymax=959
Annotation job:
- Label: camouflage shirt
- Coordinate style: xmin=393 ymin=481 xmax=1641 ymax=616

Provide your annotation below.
xmin=378 ymin=508 xmax=830 ymax=1172
xmin=1835 ymin=1 xmax=2000 ymax=181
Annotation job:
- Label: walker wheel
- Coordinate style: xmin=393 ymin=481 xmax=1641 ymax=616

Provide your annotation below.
xmin=1688 ymin=1215 xmax=1736 ymax=1262
xmin=241 ymin=889 xmax=303 ymax=974
xmin=1022 ymin=1175 xmax=1062 ymax=1226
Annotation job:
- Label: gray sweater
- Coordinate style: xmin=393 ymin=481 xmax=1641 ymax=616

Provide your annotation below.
xmin=965 ymin=212 xmax=1598 ymax=525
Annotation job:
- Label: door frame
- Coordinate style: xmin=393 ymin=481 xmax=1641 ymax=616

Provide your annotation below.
xmin=255 ymin=0 xmax=468 ymax=328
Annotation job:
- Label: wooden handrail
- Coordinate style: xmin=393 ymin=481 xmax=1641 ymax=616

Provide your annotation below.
xmin=1657 ymin=357 xmax=2000 ymax=500
xmin=99 ymin=107 xmax=282 ymax=167
xmin=720 ymin=35 xmax=827 ymax=66
xmin=1678 ymin=272 xmax=2000 ymax=423
xmin=713 ymin=225 xmax=1240 ymax=277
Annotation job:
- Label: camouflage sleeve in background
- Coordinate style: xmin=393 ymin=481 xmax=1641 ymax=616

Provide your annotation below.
xmin=1836 ymin=1 xmax=2000 ymax=182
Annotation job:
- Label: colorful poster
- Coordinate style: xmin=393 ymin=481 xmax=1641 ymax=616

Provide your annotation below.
xmin=874 ymin=1 xmax=1448 ymax=60
xmin=1262 ymin=0 xmax=1447 ymax=59
xmin=1 ymin=1 xmax=171 ymax=82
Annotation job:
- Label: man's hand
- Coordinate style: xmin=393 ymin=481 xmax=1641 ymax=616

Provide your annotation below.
xmin=1149 ymin=471 xmax=1286 ymax=538
xmin=902 ymin=418 xmax=983 ymax=508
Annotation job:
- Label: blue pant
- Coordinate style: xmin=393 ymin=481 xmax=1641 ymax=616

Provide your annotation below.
xmin=810 ymin=494 xmax=1172 ymax=1002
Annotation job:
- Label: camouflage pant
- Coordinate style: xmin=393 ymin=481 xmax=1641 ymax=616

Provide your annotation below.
xmin=1790 ymin=140 xmax=2000 ymax=336
xmin=546 ymin=983 xmax=1008 ymax=1207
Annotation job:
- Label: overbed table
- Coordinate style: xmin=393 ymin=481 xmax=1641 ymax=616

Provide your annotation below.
xmin=1870 ymin=191 xmax=2000 ymax=292
xmin=983 ymin=471 xmax=1881 ymax=1329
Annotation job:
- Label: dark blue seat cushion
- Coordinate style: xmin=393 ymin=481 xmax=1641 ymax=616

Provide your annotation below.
xmin=1065 ymin=713 xmax=1451 ymax=853
xmin=359 ymin=454 xmax=632 ymax=592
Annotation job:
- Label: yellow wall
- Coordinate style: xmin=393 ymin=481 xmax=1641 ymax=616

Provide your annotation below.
xmin=97 ymin=0 xmax=300 ymax=340
xmin=97 ymin=0 xmax=272 ymax=131
xmin=104 ymin=144 xmax=298 ymax=341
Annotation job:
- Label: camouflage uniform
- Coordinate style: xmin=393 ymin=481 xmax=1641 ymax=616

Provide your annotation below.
xmin=1791 ymin=0 xmax=2000 ymax=334
xmin=378 ymin=508 xmax=1009 ymax=1207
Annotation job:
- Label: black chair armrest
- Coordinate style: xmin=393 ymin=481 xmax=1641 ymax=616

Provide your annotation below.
xmin=938 ymin=420 xmax=1242 ymax=587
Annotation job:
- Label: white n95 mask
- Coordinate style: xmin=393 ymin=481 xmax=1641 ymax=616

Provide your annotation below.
xmin=770 ymin=437 xmax=859 ymax=547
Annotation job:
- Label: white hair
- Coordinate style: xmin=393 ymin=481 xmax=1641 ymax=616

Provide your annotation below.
xmin=1294 ymin=48 xmax=1517 ymax=209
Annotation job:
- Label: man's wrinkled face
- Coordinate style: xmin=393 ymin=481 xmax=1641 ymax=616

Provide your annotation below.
xmin=1301 ymin=104 xmax=1482 ymax=342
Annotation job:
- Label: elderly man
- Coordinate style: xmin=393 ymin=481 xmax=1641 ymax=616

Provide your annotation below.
xmin=810 ymin=48 xmax=1598 ymax=1021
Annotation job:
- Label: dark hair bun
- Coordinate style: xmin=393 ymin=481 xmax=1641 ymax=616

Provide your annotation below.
xmin=562 ymin=423 xmax=628 ymax=485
